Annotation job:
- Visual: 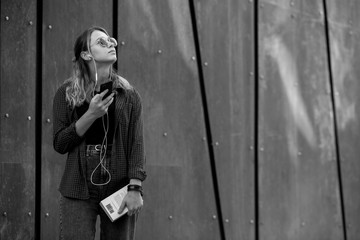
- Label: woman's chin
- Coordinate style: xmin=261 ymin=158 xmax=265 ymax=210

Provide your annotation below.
xmin=98 ymin=57 xmax=117 ymax=64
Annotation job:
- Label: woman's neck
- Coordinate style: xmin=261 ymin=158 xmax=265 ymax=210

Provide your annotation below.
xmin=90 ymin=65 xmax=111 ymax=91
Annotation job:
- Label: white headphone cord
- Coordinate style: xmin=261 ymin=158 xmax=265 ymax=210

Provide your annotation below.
xmin=91 ymin=58 xmax=98 ymax=97
xmin=90 ymin=111 xmax=112 ymax=186
xmin=89 ymin=58 xmax=112 ymax=186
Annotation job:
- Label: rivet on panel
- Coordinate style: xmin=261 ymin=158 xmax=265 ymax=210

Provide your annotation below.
xmin=250 ymin=72 xmax=254 ymax=76
xmin=249 ymin=146 xmax=254 ymax=150
xmin=214 ymin=142 xmax=219 ymax=146
xmin=301 ymin=221 xmax=305 ymax=227
xmin=48 ymin=25 xmax=52 ymax=30
xmin=28 ymin=212 xmax=32 ymax=217
xmin=349 ymin=31 xmax=354 ymax=36
xmin=260 ymin=147 xmax=264 ymax=152
xmin=249 ymin=0 xmax=253 ymax=2
xmin=212 ymin=215 xmax=217 ymax=220
xmin=28 ymin=21 xmax=33 ymax=26
xmin=225 ymin=219 xmax=229 ymax=223
xmin=5 ymin=16 xmax=10 ymax=21
xmin=5 ymin=113 xmax=9 ymax=118
xmin=290 ymin=1 xmax=295 ymax=6
xmin=191 ymin=56 xmax=196 ymax=61
xmin=168 ymin=215 xmax=173 ymax=220
xmin=27 ymin=116 xmax=32 ymax=121
xmin=204 ymin=62 xmax=208 ymax=67
xmin=250 ymin=219 xmax=254 ymax=224
xmin=202 ymin=137 xmax=206 ymax=141
xmin=120 ymin=41 xmax=125 ymax=46
xmin=157 ymin=50 xmax=162 ymax=54
xmin=298 ymin=152 xmax=302 ymax=156
xmin=3 ymin=212 xmax=7 ymax=217
xmin=45 ymin=213 xmax=50 ymax=217
xmin=163 ymin=132 xmax=168 ymax=137
xmin=46 ymin=118 xmax=51 ymax=123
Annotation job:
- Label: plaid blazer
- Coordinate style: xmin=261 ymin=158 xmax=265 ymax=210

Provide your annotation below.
xmin=53 ymin=82 xmax=147 ymax=199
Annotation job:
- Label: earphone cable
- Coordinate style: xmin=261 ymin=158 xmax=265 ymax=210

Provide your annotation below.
xmin=90 ymin=111 xmax=112 ymax=186
xmin=89 ymin=57 xmax=112 ymax=186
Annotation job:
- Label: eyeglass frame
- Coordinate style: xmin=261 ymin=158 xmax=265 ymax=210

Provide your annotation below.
xmin=90 ymin=37 xmax=118 ymax=48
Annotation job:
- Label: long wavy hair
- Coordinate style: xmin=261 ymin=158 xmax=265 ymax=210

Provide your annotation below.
xmin=65 ymin=26 xmax=132 ymax=108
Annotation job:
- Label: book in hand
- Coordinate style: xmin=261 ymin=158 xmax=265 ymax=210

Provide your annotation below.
xmin=100 ymin=184 xmax=128 ymax=222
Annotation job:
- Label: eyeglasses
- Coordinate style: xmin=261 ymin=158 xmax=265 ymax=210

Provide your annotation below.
xmin=91 ymin=37 xmax=117 ymax=48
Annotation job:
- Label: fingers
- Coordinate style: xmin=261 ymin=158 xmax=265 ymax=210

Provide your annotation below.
xmin=118 ymin=200 xmax=143 ymax=216
xmin=127 ymin=206 xmax=142 ymax=216
xmin=118 ymin=201 xmax=126 ymax=215
xmin=99 ymin=89 xmax=109 ymax=98
xmin=92 ymin=92 xmax=114 ymax=112
xmin=103 ymin=94 xmax=114 ymax=108
xmin=127 ymin=201 xmax=143 ymax=216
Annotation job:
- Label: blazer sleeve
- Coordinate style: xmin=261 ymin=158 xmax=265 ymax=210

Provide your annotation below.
xmin=127 ymin=89 xmax=147 ymax=181
xmin=53 ymin=85 xmax=84 ymax=154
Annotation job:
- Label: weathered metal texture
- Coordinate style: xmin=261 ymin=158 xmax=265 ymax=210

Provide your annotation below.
xmin=41 ymin=1 xmax=113 ymax=239
xmin=258 ymin=0 xmax=343 ymax=239
xmin=117 ymin=1 xmax=221 ymax=239
xmin=193 ymin=0 xmax=256 ymax=239
xmin=326 ymin=0 xmax=360 ymax=238
xmin=0 ymin=0 xmax=36 ymax=239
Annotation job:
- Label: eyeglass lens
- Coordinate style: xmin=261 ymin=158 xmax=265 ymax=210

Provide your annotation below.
xmin=98 ymin=37 xmax=117 ymax=48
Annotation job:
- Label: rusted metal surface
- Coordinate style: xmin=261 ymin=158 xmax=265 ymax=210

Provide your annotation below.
xmin=258 ymin=1 xmax=343 ymax=239
xmin=326 ymin=0 xmax=360 ymax=238
xmin=41 ymin=1 xmax=113 ymax=239
xmin=193 ymin=0 xmax=256 ymax=239
xmin=0 ymin=164 xmax=35 ymax=239
xmin=117 ymin=1 xmax=221 ymax=239
xmin=0 ymin=0 xmax=36 ymax=239
xmin=2 ymin=0 xmax=360 ymax=239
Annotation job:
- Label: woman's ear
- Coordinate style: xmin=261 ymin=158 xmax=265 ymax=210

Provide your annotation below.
xmin=80 ymin=51 xmax=92 ymax=61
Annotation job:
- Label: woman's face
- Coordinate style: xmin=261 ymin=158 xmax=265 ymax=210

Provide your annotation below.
xmin=89 ymin=30 xmax=117 ymax=64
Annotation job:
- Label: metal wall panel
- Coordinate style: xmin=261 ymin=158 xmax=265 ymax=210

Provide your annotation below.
xmin=258 ymin=0 xmax=343 ymax=239
xmin=193 ymin=1 xmax=256 ymax=239
xmin=326 ymin=0 xmax=360 ymax=238
xmin=41 ymin=1 xmax=112 ymax=239
xmin=0 ymin=0 xmax=37 ymax=239
xmin=117 ymin=1 xmax=221 ymax=239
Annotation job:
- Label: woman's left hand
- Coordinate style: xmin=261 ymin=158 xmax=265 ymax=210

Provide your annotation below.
xmin=118 ymin=191 xmax=143 ymax=216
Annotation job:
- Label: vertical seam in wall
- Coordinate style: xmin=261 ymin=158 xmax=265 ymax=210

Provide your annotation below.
xmin=254 ymin=0 xmax=260 ymax=239
xmin=35 ymin=0 xmax=43 ymax=239
xmin=188 ymin=1 xmax=226 ymax=239
xmin=0 ymin=0 xmax=1 ymax=111
xmin=322 ymin=1 xmax=347 ymax=239
xmin=113 ymin=0 xmax=118 ymax=71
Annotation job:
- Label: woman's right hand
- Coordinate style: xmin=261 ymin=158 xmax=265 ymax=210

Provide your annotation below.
xmin=88 ymin=90 xmax=115 ymax=118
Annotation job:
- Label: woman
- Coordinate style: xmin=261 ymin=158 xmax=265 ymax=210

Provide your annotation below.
xmin=53 ymin=26 xmax=146 ymax=240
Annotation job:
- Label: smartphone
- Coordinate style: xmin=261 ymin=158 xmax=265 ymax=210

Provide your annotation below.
xmin=100 ymin=81 xmax=113 ymax=100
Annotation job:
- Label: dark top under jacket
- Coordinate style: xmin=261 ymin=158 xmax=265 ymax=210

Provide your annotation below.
xmin=75 ymin=91 xmax=115 ymax=145
xmin=53 ymin=82 xmax=146 ymax=199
